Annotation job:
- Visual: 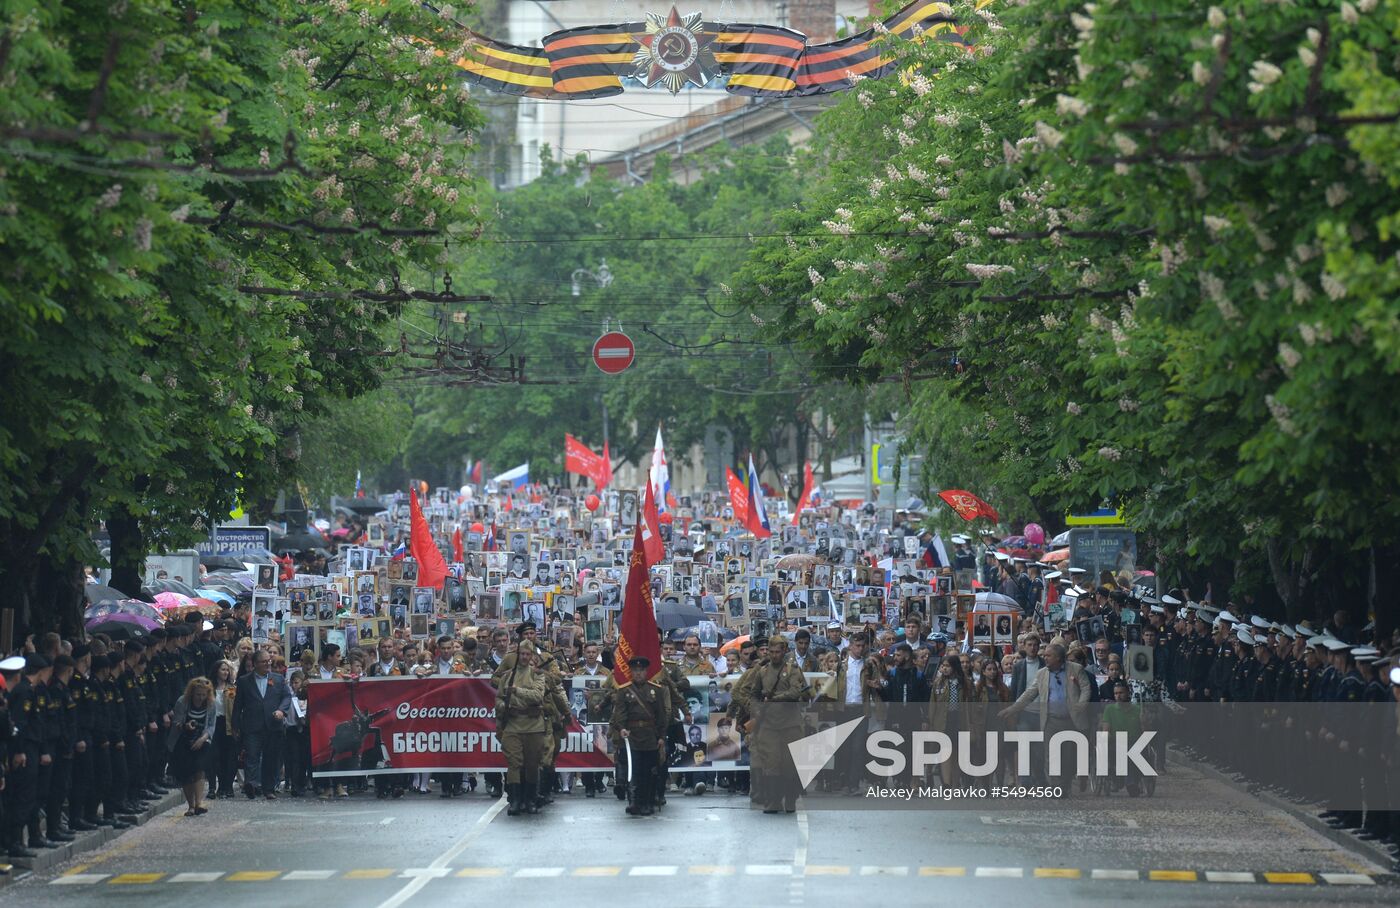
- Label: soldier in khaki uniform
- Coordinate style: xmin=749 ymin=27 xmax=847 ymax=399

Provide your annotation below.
xmin=656 ymin=640 xmax=691 ymax=805
xmin=732 ymin=636 xmax=809 ymax=813
xmin=610 ymin=656 xmax=671 ymax=817
xmin=493 ymin=623 xmax=569 ymax=809
xmin=493 ymin=640 xmax=549 ymax=816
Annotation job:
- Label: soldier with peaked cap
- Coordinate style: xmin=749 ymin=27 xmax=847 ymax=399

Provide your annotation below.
xmin=493 ymin=639 xmax=549 ymax=816
xmin=609 ymin=655 xmax=670 ymax=817
xmin=732 ymin=636 xmax=809 ymax=813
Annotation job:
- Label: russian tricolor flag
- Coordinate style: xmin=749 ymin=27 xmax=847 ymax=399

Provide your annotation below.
xmin=746 ymin=454 xmax=771 ymax=539
xmin=490 ymin=463 xmax=530 ymax=489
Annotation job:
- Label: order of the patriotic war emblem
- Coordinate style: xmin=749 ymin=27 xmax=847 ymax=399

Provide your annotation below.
xmin=632 ymin=7 xmax=717 ymax=94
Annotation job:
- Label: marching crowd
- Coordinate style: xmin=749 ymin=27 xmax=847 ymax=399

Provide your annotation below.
xmin=2 ymin=484 xmax=1398 ymax=870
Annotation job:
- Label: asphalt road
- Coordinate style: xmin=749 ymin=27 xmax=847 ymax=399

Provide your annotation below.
xmin=5 ymin=756 xmax=1395 ymax=907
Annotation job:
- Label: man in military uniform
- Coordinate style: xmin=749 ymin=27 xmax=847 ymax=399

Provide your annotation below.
xmin=43 ymin=654 xmax=78 ymax=844
xmin=68 ymin=646 xmax=100 ymax=831
xmin=494 ymin=623 xmax=568 ymax=808
xmin=493 ymin=639 xmax=549 ymax=816
xmin=609 ymin=655 xmax=670 ymax=817
xmin=4 ymin=655 xmax=47 ymax=857
xmin=733 ymin=636 xmax=809 ymax=813
xmin=656 ymin=637 xmax=690 ymax=804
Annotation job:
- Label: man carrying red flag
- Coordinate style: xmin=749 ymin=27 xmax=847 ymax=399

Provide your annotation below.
xmin=408 ymin=489 xmax=449 ymax=589
xmin=640 ymin=481 xmax=664 ymax=565
xmin=611 ymin=518 xmax=669 ymax=816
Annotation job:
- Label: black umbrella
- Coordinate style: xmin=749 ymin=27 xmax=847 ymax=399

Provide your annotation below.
xmin=87 ymin=619 xmax=153 ymax=640
xmin=84 ymin=583 xmax=130 ymax=604
xmin=273 ymin=533 xmax=326 ymax=554
xmin=332 ymin=496 xmax=389 ymax=516
xmin=145 ymin=578 xmax=199 ymax=597
xmin=655 ymin=600 xmax=705 ymax=631
xmin=199 ymin=554 xmax=247 ymax=572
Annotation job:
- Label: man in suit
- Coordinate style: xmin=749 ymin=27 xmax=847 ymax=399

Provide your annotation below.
xmin=231 ymin=649 xmax=292 ymax=800
xmin=1000 ymin=643 xmax=1092 ymax=793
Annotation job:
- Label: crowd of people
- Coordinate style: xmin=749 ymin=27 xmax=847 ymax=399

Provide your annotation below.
xmin=1 ymin=480 xmax=1397 ymax=870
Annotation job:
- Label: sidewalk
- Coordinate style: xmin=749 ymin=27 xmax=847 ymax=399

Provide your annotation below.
xmin=0 ymin=789 xmax=185 ymax=888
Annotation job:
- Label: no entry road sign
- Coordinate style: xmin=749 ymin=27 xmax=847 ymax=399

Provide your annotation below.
xmin=592 ymin=331 xmax=635 ymax=374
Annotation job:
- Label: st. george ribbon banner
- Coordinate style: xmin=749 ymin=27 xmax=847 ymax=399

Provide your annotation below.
xmin=453 ymin=2 xmax=977 ymax=100
xmin=308 ymin=676 xmax=614 ymax=776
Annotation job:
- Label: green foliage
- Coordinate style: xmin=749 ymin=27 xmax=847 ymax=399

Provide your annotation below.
xmin=0 ymin=0 xmax=486 ymax=626
xmin=730 ymin=0 xmax=1400 ymax=618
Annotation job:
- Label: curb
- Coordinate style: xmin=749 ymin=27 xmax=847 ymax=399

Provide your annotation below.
xmin=1 ymin=789 xmax=185 ymax=884
xmin=1169 ymin=747 xmax=1395 ymax=871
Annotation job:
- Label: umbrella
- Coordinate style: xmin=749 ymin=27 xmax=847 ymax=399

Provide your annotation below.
xmin=86 ymin=612 xmax=161 ymax=633
xmin=1049 ymin=529 xmax=1071 ymax=547
xmin=87 ymin=619 xmax=154 ymax=640
xmin=145 ymin=577 xmax=199 ymax=597
xmin=197 ymin=588 xmax=236 ymax=606
xmin=199 ymin=554 xmax=247 ymax=572
xmin=654 ymin=600 xmax=705 ymax=631
xmin=183 ymin=598 xmax=223 ymax=618
xmin=775 ymin=553 xmax=822 ymax=571
xmin=720 ymin=634 xmax=750 ymax=655
xmin=83 ymin=583 xmax=129 ymax=604
xmin=974 ymin=591 xmax=1021 ymax=611
xmin=274 ymin=532 xmax=326 ymax=554
xmin=84 ymin=598 xmax=164 ymax=622
xmin=1044 ymin=548 xmax=1071 ymax=564
xmin=153 ymin=591 xmax=196 ymax=612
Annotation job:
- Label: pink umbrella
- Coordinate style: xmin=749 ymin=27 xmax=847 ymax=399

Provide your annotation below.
xmin=86 ymin=612 xmax=162 ymax=632
xmin=153 ymin=591 xmax=196 ymax=611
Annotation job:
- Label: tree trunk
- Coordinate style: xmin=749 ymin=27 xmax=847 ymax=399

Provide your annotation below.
xmin=107 ymin=507 xmax=145 ymax=598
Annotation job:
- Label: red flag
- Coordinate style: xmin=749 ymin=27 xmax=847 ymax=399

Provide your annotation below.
xmin=791 ymin=461 xmax=814 ymax=526
xmin=469 ymin=460 xmax=483 ymax=485
xmin=451 ymin=526 xmax=464 ymax=563
xmin=565 ymin=434 xmax=608 ymax=487
xmin=614 ymin=519 xmax=662 ymax=686
xmin=726 ymin=468 xmax=749 ymax=527
xmin=937 ymin=489 xmax=1000 ymax=523
xmin=408 ymin=489 xmax=449 ymax=589
xmin=599 ymin=440 xmax=613 ymax=490
xmin=640 ymin=481 xmax=664 ymax=564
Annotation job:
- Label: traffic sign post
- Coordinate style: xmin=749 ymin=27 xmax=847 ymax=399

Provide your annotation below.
xmin=592 ymin=331 xmax=635 ymax=374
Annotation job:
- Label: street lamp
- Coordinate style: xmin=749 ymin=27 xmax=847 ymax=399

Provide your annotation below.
xmin=571 ymin=259 xmax=613 ymax=297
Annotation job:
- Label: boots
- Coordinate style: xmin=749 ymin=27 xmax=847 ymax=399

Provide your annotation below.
xmin=536 ymin=771 xmax=554 ymax=807
xmin=6 ymin=828 xmax=35 ymax=859
xmin=49 ymin=817 xmax=77 ymax=840
xmin=506 ymin=783 xmax=522 ymax=817
xmin=522 ymin=782 xmax=539 ymax=815
xmin=27 ymin=819 xmax=56 ymax=849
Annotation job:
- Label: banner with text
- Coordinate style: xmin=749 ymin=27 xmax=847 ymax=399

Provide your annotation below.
xmin=308 ymin=676 xmax=614 ymax=776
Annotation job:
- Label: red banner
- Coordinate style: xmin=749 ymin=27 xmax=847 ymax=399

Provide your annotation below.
xmin=409 ymin=489 xmax=449 ymax=589
xmin=726 ymin=467 xmax=749 ymax=528
xmin=564 ymin=434 xmax=608 ymax=487
xmin=937 ymin=489 xmax=1000 ymax=523
xmin=307 ymin=676 xmax=614 ymax=775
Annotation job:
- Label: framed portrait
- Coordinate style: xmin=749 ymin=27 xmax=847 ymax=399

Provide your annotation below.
xmin=993 ymin=613 xmax=1013 ymax=644
xmin=554 ymin=593 xmax=576 ymax=619
xmin=355 ymin=571 xmax=377 ymax=596
xmin=256 ymin=564 xmax=277 ymax=590
xmin=508 ymin=531 xmax=530 ymax=555
xmin=501 ymin=587 xmax=524 ymax=623
xmin=387 ymin=560 xmax=404 ymax=581
xmin=357 ymin=619 xmax=378 ymax=644
xmin=410 ymin=613 xmax=430 ymax=639
xmin=411 ymin=587 xmax=436 ymax=615
xmin=285 ymin=622 xmax=315 ymax=665
xmin=356 ymin=592 xmax=377 ymax=618
xmin=477 ymin=590 xmax=500 ymax=622
xmin=401 ymin=560 xmax=419 ymax=583
xmin=435 ymin=617 xmax=456 ymax=640
xmin=252 ymin=590 xmax=276 ymax=619
xmin=584 ymin=616 xmax=604 ymax=643
xmin=389 ymin=603 xmax=408 ymax=631
xmin=618 ymin=491 xmax=639 ymax=527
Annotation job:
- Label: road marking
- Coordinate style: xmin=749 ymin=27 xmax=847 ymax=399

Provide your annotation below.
xmin=1263 ymin=872 xmax=1314 ymax=884
xmin=110 ymin=873 xmax=165 ymax=884
xmin=62 ymin=864 xmax=93 ymax=876
xmin=572 ymin=867 xmax=622 ymax=877
xmin=919 ymin=867 xmax=967 ymax=877
xmin=51 ymin=874 xmax=110 ymax=885
xmin=1091 ymin=869 xmax=1139 ymax=881
xmin=1203 ymin=871 xmax=1256 ymax=883
xmin=630 ymin=866 xmax=679 ymax=876
xmin=455 ymin=868 xmax=506 ymax=878
xmin=1148 ymin=870 xmax=1198 ymax=882
xmin=974 ymin=867 xmax=1024 ymax=878
xmin=380 ymin=817 xmax=395 ymax=825
xmin=283 ymin=870 xmax=337 ymax=881
xmin=373 ymin=797 xmax=506 ymax=908
xmin=745 ymin=864 xmax=794 ymax=875
xmin=688 ymin=865 xmax=736 ymax=875
xmin=1320 ymin=873 xmax=1376 ymax=885
xmin=226 ymin=871 xmax=281 ymax=881
xmin=1034 ymin=868 xmax=1081 ymax=879
xmin=514 ymin=868 xmax=564 ymax=878
xmin=860 ymin=866 xmax=908 ymax=876
xmin=804 ymin=866 xmax=850 ymax=875
xmin=400 ymin=868 xmax=451 ymax=878
xmin=169 ymin=872 xmax=225 ymax=883
xmin=792 ymin=808 xmax=809 ymax=905
xmin=346 ymin=869 xmax=396 ymax=879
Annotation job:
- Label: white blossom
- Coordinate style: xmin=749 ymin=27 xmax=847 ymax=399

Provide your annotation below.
xmin=1098 ymin=446 xmax=1122 ymax=462
xmin=1192 ymin=61 xmax=1211 ymax=85
xmin=1118 ymin=398 xmax=1139 ymax=412
xmin=808 ymin=267 xmax=824 ymax=286
xmin=1278 ymin=342 xmax=1302 ymax=371
xmin=1207 ymin=6 xmax=1226 ymax=29
xmin=1321 ymin=273 xmax=1346 ymax=300
xmin=1034 ymin=121 xmax=1064 ymax=149
xmin=965 ymin=263 xmax=1015 ymax=279
xmin=1203 ymin=215 xmax=1230 ymax=233
xmin=1325 ymin=183 xmax=1350 ymax=207
xmin=1298 ymin=46 xmax=1317 ymax=68
xmin=1056 ymin=94 xmax=1089 ymax=118
xmin=96 ymin=183 xmax=123 ymax=209
xmin=1307 ymin=27 xmax=1322 ymax=46
xmin=1341 ymin=2 xmax=1358 ymax=25
xmin=1112 ymin=133 xmax=1138 ymax=156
